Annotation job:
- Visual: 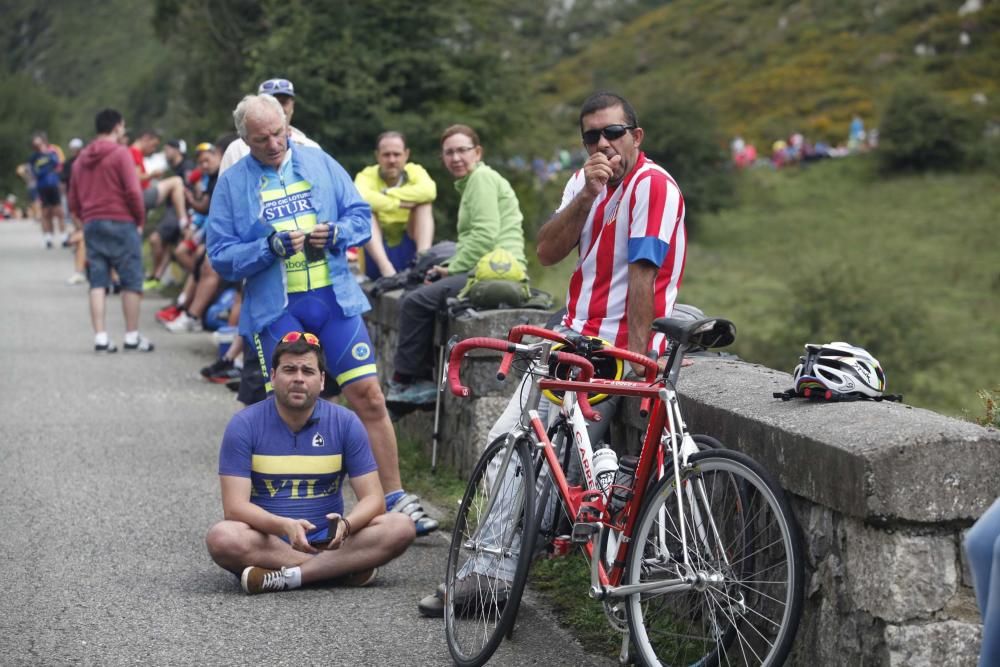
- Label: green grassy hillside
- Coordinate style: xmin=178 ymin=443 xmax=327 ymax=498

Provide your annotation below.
xmin=537 ymin=0 xmax=1000 ymax=147
xmin=530 ymin=156 xmax=998 ymax=418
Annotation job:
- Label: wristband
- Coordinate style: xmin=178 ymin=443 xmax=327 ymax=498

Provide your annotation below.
xmin=342 ymin=517 xmax=352 ymax=540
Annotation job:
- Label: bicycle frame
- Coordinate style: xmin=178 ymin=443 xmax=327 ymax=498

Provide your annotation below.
xmin=447 ymin=326 xmax=728 ymax=602
xmin=531 ymin=375 xmax=713 ymax=600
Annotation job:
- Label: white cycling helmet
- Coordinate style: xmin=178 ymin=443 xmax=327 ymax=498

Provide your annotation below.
xmin=793 ymin=342 xmax=886 ymax=398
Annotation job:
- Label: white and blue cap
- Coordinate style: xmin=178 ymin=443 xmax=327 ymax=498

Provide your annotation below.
xmin=258 ymin=78 xmax=295 ymax=97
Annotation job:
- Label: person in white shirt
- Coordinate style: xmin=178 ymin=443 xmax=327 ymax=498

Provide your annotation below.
xmin=219 ymin=78 xmax=320 ymax=174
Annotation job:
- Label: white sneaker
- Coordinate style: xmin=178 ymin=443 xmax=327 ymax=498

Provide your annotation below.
xmin=165 ymin=312 xmax=203 ymax=333
xmin=66 ymin=272 xmax=86 ymax=285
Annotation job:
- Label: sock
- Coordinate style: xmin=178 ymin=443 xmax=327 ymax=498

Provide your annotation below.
xmin=392 ymin=372 xmax=412 ymax=385
xmin=95 ymin=332 xmax=109 ymax=346
xmin=283 ymin=566 xmax=302 ymax=589
xmin=177 ymin=292 xmax=187 ymax=307
xmin=233 ymin=357 xmax=244 ymax=369
xmin=124 ymin=331 xmax=139 ymax=345
xmin=385 ymin=489 xmax=405 ymax=510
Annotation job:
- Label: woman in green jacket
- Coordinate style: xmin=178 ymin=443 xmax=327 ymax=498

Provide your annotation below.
xmin=386 ymin=124 xmax=526 ymax=406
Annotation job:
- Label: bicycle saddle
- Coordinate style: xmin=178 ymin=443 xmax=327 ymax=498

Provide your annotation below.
xmin=651 ymin=317 xmax=737 ymax=349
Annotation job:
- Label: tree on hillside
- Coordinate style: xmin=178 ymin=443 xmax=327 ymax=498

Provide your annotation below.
xmin=638 ymin=93 xmax=735 ymax=233
xmin=153 ymin=0 xmax=265 ymax=140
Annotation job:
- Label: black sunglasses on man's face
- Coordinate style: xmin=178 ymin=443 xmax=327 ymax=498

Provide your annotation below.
xmin=582 ymin=124 xmax=635 ymax=145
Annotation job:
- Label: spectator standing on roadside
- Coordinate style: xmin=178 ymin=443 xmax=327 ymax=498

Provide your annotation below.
xmin=354 ymin=132 xmax=436 ymax=280
xmin=68 ymin=108 xmax=154 ymax=353
xmin=28 ymin=131 xmax=66 ymax=248
xmin=62 ymin=137 xmax=89 ymax=285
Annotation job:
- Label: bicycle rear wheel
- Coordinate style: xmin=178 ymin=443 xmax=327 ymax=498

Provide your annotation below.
xmin=445 ymin=436 xmax=536 ymax=667
xmin=625 ymin=449 xmax=804 ymax=667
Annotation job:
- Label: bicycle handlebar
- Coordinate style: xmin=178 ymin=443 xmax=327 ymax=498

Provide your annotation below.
xmin=448 ymin=337 xmax=516 ymax=398
xmin=595 ymin=348 xmax=659 ymax=417
xmin=447 ymin=336 xmax=601 ymax=422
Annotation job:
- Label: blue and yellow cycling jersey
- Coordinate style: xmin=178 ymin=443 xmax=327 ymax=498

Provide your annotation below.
xmin=218 ymin=397 xmax=377 ymax=536
xmin=260 ymin=157 xmax=331 ymax=293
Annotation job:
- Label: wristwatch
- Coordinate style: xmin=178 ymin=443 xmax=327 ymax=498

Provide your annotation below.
xmin=268 ymin=231 xmax=287 ymax=258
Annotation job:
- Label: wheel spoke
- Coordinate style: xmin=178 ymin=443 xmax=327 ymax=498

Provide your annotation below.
xmin=445 ymin=437 xmax=537 ymax=667
xmin=625 ymin=450 xmax=804 ymax=667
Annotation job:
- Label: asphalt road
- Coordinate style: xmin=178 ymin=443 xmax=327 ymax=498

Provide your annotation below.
xmin=0 ymin=220 xmax=613 ymax=667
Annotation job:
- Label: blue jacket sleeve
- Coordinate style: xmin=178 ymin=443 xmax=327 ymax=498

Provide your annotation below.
xmin=206 ymin=174 xmax=277 ymax=282
xmin=326 ymin=154 xmax=372 ymax=250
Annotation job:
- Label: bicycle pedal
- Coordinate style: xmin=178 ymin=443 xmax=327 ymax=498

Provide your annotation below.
xmin=571 ymin=522 xmax=599 ymax=544
xmin=575 ymin=491 xmax=605 ymax=524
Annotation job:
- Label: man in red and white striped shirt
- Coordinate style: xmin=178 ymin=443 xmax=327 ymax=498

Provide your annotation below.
xmin=537 ymin=91 xmax=686 ymax=367
xmin=417 ymin=92 xmax=688 ymax=617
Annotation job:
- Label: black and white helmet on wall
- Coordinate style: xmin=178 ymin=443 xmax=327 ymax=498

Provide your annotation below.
xmin=793 ymin=342 xmax=886 ymax=398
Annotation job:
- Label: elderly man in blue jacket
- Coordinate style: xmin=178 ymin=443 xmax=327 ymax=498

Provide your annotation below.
xmin=207 ymin=94 xmax=437 ymax=535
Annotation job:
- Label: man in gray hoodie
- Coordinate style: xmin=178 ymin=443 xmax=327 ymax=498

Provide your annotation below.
xmin=68 ymin=108 xmax=154 ymax=353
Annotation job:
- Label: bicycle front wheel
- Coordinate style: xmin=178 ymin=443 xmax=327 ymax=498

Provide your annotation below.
xmin=625 ymin=449 xmax=804 ymax=667
xmin=445 ymin=436 xmax=536 ymax=667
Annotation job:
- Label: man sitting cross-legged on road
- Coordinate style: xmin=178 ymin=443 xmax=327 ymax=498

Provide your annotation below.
xmin=206 ymin=332 xmax=416 ymax=594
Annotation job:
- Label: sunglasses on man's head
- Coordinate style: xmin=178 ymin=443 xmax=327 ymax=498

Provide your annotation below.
xmin=261 ymin=79 xmax=292 ymax=90
xmin=581 ymin=124 xmax=635 ymax=145
xmin=281 ymin=331 xmax=320 ymax=347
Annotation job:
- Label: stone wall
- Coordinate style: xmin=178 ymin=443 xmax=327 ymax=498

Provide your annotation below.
xmin=366 ymin=290 xmax=999 ymax=665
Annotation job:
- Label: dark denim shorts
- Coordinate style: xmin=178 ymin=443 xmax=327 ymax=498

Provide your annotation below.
xmin=84 ymin=219 xmax=144 ymax=292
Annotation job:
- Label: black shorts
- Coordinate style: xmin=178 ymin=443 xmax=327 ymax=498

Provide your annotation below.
xmin=157 ymin=209 xmax=182 ymax=245
xmin=37 ymin=186 xmax=61 ymax=207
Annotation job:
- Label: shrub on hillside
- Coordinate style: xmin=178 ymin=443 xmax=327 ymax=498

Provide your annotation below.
xmin=638 ymin=94 xmax=736 ymax=236
xmin=974 ymin=389 xmax=1000 ymax=428
xmin=878 ymin=87 xmax=974 ymax=173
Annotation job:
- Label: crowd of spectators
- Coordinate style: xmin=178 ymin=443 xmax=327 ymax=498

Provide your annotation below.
xmin=730 ymin=115 xmax=879 ymax=170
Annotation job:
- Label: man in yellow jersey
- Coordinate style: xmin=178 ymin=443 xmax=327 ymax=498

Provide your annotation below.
xmin=207 ymin=94 xmax=439 ymax=535
xmin=354 ymin=131 xmax=436 ymax=280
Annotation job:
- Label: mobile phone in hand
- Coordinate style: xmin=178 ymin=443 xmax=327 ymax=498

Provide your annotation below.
xmin=327 ymin=515 xmax=341 ymax=542
xmin=308 ymin=516 xmax=341 ymax=548
xmin=303 ymin=233 xmax=326 ymax=263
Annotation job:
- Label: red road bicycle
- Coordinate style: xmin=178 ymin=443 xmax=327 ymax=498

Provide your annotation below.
xmin=442 ymin=315 xmax=804 ymax=666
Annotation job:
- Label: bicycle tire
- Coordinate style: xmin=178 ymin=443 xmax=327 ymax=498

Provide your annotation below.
xmin=506 ymin=421 xmax=570 ymax=637
xmin=624 ymin=449 xmax=804 ymax=667
xmin=692 ymin=434 xmax=724 ymax=450
xmin=445 ymin=435 xmax=536 ymax=667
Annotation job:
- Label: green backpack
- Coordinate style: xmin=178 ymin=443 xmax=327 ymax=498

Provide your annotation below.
xmin=457 ymin=248 xmax=532 ymax=309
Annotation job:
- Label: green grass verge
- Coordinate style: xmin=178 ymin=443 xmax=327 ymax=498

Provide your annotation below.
xmin=395 ymin=435 xmax=468 ymax=532
xmin=395 ymin=432 xmax=620 ymax=656
xmin=530 ymin=555 xmax=624 ymax=658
